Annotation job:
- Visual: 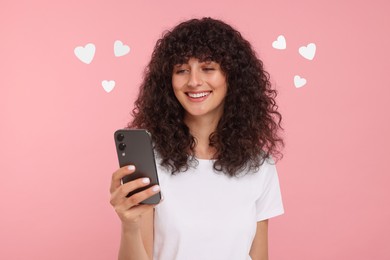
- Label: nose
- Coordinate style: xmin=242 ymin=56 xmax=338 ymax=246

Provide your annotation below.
xmin=187 ymin=70 xmax=203 ymax=88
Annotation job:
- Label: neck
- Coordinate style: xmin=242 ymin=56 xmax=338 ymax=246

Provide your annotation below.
xmin=184 ymin=113 xmax=221 ymax=160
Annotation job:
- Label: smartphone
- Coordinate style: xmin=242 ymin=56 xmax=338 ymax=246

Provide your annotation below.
xmin=114 ymin=129 xmax=161 ymax=204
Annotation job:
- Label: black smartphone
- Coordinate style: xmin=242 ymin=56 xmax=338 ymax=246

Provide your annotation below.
xmin=114 ymin=129 xmax=161 ymax=204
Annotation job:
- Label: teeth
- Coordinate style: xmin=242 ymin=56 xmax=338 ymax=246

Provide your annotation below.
xmin=188 ymin=92 xmax=210 ymax=98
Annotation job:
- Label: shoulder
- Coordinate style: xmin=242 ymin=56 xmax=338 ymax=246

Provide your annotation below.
xmin=260 ymin=156 xmax=278 ymax=176
xmin=256 ymin=156 xmax=279 ymax=184
xmin=238 ymin=155 xmax=281 ymax=196
xmin=237 ymin=154 xmax=277 ymax=177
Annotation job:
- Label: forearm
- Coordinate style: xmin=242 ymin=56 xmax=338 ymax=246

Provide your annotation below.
xmin=118 ymin=227 xmax=151 ymax=260
xmin=249 ymin=220 xmax=269 ymax=260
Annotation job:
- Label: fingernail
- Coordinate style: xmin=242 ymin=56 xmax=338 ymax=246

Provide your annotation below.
xmin=142 ymin=178 xmax=150 ymax=184
xmin=152 ymin=185 xmax=160 ymax=192
xmin=128 ymin=165 xmax=135 ymax=171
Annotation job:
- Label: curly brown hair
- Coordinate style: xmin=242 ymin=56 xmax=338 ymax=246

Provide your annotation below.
xmin=129 ymin=17 xmax=284 ymax=176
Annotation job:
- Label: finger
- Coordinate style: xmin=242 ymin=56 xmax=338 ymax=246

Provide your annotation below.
xmin=110 ymin=165 xmax=136 ymax=193
xmin=114 ymin=192 xmax=163 ymax=221
xmin=110 ymin=177 xmax=151 ymax=206
xmin=124 ymin=185 xmax=161 ymax=209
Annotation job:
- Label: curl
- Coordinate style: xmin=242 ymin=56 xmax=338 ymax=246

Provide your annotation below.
xmin=130 ymin=17 xmax=284 ymax=176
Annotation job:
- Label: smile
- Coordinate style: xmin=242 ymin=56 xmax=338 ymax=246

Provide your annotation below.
xmin=186 ymin=91 xmax=211 ymax=98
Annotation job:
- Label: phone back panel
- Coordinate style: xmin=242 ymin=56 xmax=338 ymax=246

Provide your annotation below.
xmin=114 ymin=129 xmax=161 ymax=204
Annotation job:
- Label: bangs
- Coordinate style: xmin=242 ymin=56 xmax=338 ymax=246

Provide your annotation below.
xmin=156 ymin=18 xmax=234 ymax=73
xmin=169 ymin=45 xmax=220 ymax=66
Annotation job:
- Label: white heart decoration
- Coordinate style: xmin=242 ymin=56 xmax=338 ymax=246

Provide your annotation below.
xmin=102 ymin=80 xmax=116 ymax=93
xmin=299 ymin=43 xmax=316 ymax=60
xmin=74 ymin=43 xmax=96 ymax=64
xmin=114 ymin=40 xmax=130 ymax=57
xmin=272 ymin=35 xmax=286 ymax=50
xmin=294 ymin=75 xmax=307 ymax=88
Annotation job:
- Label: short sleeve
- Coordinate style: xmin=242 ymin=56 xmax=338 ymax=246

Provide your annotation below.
xmin=255 ymin=158 xmax=284 ymax=221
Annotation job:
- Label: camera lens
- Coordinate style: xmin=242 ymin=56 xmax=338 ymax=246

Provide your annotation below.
xmin=117 ymin=133 xmax=125 ymax=142
xmin=118 ymin=143 xmax=126 ymax=151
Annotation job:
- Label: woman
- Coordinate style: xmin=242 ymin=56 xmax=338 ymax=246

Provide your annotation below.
xmin=110 ymin=17 xmax=284 ymax=260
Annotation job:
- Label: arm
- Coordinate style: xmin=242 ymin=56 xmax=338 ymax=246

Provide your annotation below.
xmin=118 ymin=209 xmax=154 ymax=260
xmin=110 ymin=165 xmax=159 ymax=260
xmin=249 ymin=220 xmax=269 ymax=260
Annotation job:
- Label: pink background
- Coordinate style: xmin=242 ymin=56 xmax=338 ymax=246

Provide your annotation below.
xmin=1 ymin=0 xmax=390 ymax=259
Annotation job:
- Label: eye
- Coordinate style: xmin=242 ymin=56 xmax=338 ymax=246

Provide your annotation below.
xmin=202 ymin=67 xmax=215 ymax=72
xmin=173 ymin=64 xmax=190 ymax=74
xmin=175 ymin=69 xmax=187 ymax=74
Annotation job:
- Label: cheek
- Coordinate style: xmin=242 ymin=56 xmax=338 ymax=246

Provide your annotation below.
xmin=216 ymin=79 xmax=228 ymax=93
xmin=171 ymin=81 xmax=182 ymax=100
xmin=211 ymin=73 xmax=227 ymax=89
xmin=171 ymin=76 xmax=183 ymax=92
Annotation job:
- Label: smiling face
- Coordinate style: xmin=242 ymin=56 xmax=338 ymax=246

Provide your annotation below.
xmin=172 ymin=58 xmax=228 ymax=121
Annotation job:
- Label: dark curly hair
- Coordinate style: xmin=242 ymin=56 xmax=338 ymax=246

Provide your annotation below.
xmin=129 ymin=17 xmax=284 ymax=176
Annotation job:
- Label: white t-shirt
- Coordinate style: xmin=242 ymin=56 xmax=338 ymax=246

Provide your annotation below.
xmin=153 ymin=157 xmax=284 ymax=260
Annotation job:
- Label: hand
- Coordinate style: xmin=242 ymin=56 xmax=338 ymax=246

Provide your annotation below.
xmin=110 ymin=165 xmax=160 ymax=230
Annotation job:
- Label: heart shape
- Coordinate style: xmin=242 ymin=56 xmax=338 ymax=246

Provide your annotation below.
xmin=272 ymin=35 xmax=286 ymax=50
xmin=114 ymin=40 xmax=130 ymax=57
xmin=299 ymin=43 xmax=316 ymax=60
xmin=102 ymin=80 xmax=115 ymax=93
xmin=74 ymin=43 xmax=96 ymax=64
xmin=294 ymin=75 xmax=307 ymax=88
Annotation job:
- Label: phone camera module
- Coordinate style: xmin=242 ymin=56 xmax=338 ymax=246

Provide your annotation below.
xmin=117 ymin=133 xmax=125 ymax=142
xmin=118 ymin=143 xmax=126 ymax=151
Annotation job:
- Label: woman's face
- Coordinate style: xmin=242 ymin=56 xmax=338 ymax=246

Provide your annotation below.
xmin=172 ymin=58 xmax=227 ymax=120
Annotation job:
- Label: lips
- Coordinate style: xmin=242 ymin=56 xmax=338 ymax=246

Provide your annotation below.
xmin=186 ymin=91 xmax=211 ymax=98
